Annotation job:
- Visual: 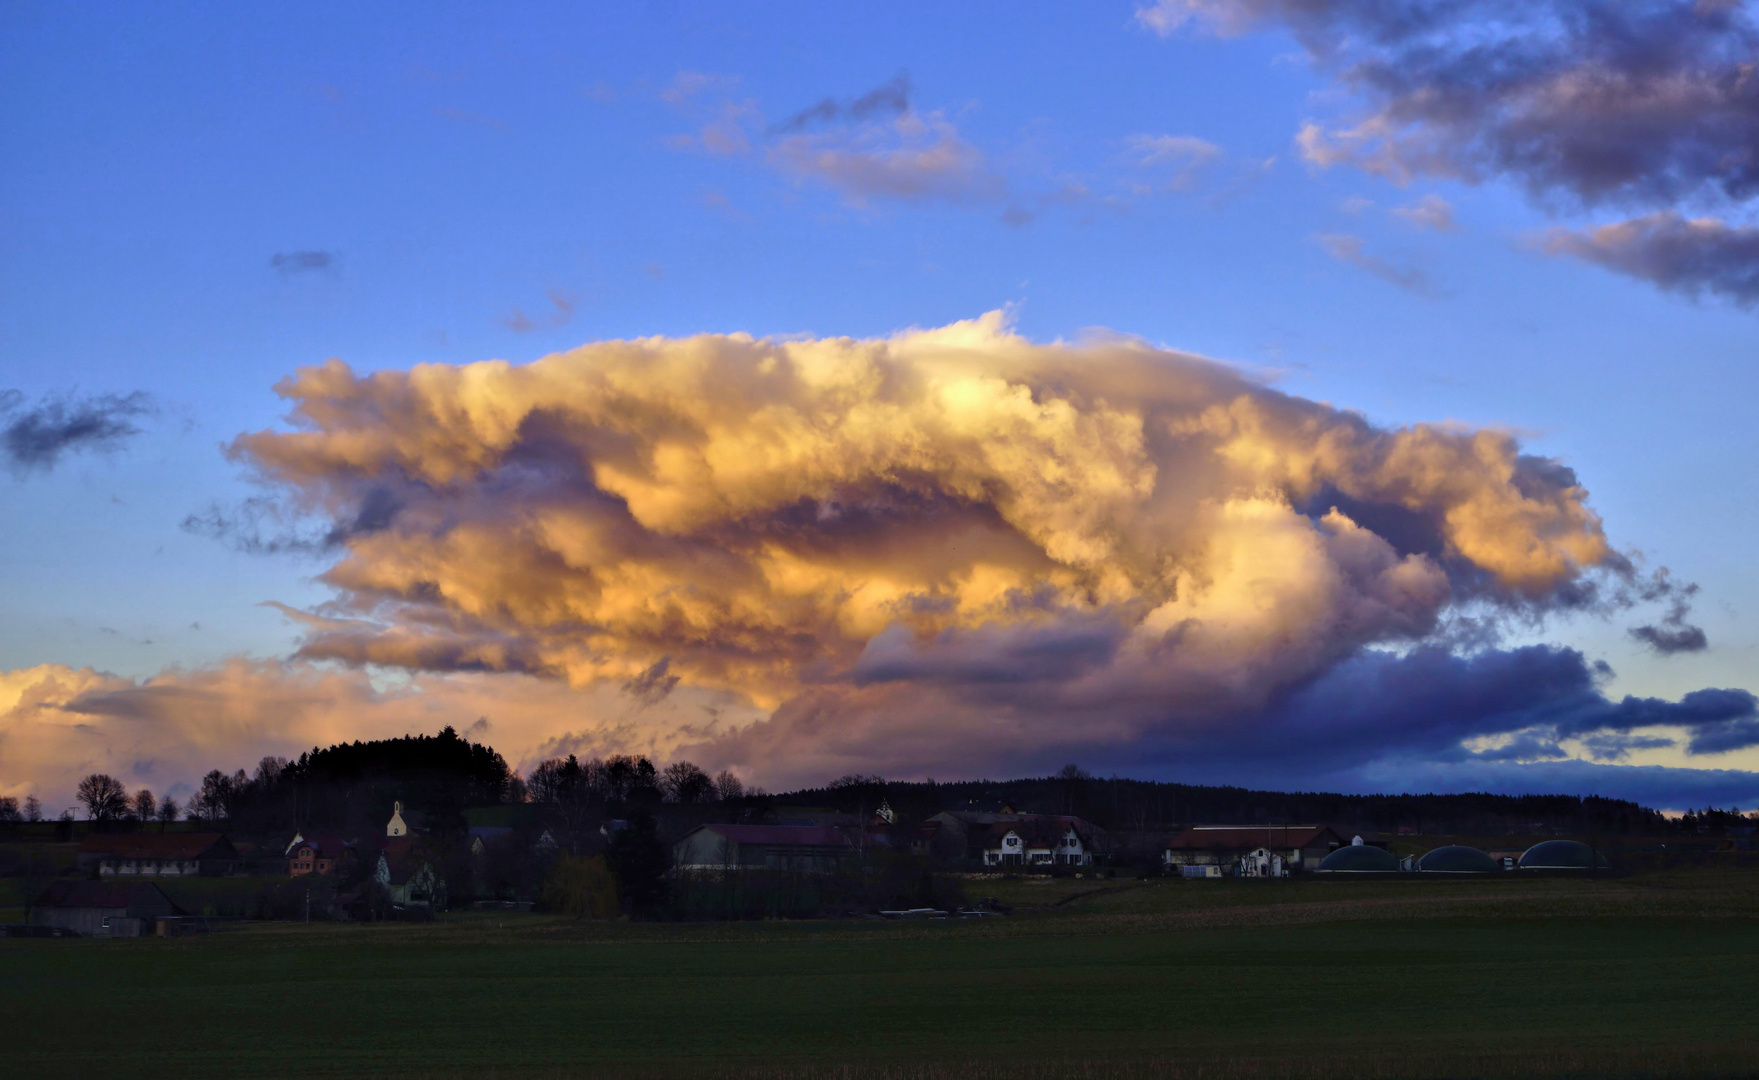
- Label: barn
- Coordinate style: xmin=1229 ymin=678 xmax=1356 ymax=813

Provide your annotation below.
xmin=30 ymin=880 xmax=183 ymax=937
xmin=76 ymin=833 xmax=240 ymax=878
xmin=1162 ymin=825 xmax=1350 ymax=874
xmin=673 ymin=824 xmax=855 ymax=871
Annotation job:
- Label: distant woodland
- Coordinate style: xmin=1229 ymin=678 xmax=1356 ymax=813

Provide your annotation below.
xmin=29 ymin=727 xmax=1749 ymax=844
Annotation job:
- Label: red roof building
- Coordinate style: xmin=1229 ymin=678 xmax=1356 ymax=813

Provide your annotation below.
xmin=374 ymin=836 xmax=447 ymax=909
xmin=76 ymin=832 xmax=239 ymax=878
xmin=288 ymin=834 xmax=356 ymax=877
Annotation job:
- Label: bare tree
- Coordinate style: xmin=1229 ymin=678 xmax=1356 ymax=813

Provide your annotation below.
xmin=662 ymin=761 xmax=714 ymax=804
xmin=132 ymin=789 xmax=156 ymax=824
xmin=189 ymin=770 xmax=235 ymax=824
xmin=253 ymin=756 xmax=289 ymax=787
xmin=157 ymin=797 xmax=179 ymax=830
xmin=77 ymin=774 xmax=129 ymax=822
xmin=24 ymin=794 xmax=41 ymax=822
xmin=0 ymin=796 xmax=20 ymax=823
xmin=527 ymin=757 xmax=576 ymax=804
xmin=714 ymin=770 xmax=744 ymax=803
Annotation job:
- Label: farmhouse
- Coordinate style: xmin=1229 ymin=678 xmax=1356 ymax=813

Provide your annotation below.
xmin=918 ymin=812 xmax=1107 ymax=867
xmin=1161 ymin=825 xmax=1350 ymax=874
xmin=286 ymin=833 xmax=356 ymax=877
xmin=376 ymin=836 xmax=447 ymax=909
xmin=673 ymin=824 xmax=854 ymax=871
xmin=30 ymin=880 xmax=182 ymax=937
xmin=76 ymin=832 xmax=240 ymax=878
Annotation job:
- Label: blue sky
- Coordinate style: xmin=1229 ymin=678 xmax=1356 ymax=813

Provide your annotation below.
xmin=3 ymin=1 xmax=1756 ymax=809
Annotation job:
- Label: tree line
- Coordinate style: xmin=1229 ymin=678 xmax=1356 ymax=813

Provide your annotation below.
xmin=23 ymin=734 xmax=1756 ymax=841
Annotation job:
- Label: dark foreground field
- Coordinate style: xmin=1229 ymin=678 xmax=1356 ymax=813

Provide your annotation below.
xmin=4 ymin=869 xmax=1758 ymax=1080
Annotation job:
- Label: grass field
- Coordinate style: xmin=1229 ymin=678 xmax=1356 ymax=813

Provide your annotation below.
xmin=4 ymin=869 xmax=1758 ymax=1079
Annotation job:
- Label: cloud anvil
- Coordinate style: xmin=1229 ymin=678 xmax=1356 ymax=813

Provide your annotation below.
xmin=196 ymin=314 xmax=1639 ymax=769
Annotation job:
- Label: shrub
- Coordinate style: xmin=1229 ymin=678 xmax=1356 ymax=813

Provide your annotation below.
xmin=541 ymin=854 xmax=620 ymax=919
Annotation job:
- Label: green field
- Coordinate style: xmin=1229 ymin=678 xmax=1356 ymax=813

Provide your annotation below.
xmin=4 ymin=870 xmax=1758 ymax=1079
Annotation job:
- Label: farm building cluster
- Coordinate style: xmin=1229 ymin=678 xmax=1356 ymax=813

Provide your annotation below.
xmin=17 ymin=795 xmax=1620 ymax=936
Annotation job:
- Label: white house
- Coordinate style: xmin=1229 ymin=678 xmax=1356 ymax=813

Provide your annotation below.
xmin=376 ymin=837 xmax=446 ymax=909
xmin=1238 ymin=847 xmax=1287 ymax=877
xmin=977 ymin=818 xmax=1095 ymax=868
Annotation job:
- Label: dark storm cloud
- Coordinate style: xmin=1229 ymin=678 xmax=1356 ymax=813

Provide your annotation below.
xmin=0 ymin=389 xmax=154 ymax=475
xmin=1544 ymin=213 xmax=1759 ymax=307
xmin=1611 ymin=566 xmax=1709 ymax=655
xmin=1685 ymin=718 xmax=1759 ymax=755
xmin=695 ymin=641 xmax=1759 ymax=799
xmin=1142 ymin=1 xmax=1759 ymax=305
xmin=1144 ymin=0 xmax=1759 ymax=206
xmin=852 ymin=617 xmax=1129 ymax=686
xmin=1577 ymin=732 xmax=1679 ymax=763
xmin=1630 ymin=618 xmax=1711 ymax=656
xmin=1345 ymin=756 xmax=1759 ymax=809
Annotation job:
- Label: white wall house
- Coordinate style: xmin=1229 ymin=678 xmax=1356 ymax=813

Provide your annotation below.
xmin=979 ymin=822 xmax=1093 ymax=867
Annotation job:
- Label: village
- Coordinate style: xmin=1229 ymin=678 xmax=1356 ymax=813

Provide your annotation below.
xmin=10 ymin=771 xmax=1732 ymax=937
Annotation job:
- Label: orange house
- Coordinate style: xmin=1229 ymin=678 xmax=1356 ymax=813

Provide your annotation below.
xmin=287 ymin=834 xmax=354 ymax=877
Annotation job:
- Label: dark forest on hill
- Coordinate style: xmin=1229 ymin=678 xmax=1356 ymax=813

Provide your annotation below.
xmin=61 ymin=727 xmax=1751 ymax=848
xmin=774 ymin=770 xmax=1673 ymax=838
xmin=217 ymin=727 xmax=519 ymax=838
xmin=188 ymin=727 xmax=1695 ymax=841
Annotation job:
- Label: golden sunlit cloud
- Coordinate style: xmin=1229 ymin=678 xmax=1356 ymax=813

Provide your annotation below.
xmin=9 ymin=313 xmax=1743 ymax=809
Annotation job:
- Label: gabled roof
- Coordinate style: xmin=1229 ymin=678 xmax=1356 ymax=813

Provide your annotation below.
xmin=77 ymin=832 xmax=236 ymax=860
xmin=379 ymin=836 xmax=431 ymax=885
xmin=1163 ymin=825 xmax=1342 ymax=851
xmin=34 ymin=879 xmax=183 ymax=913
xmin=697 ymin=824 xmax=853 ymax=847
xmin=982 ymin=816 xmax=1088 ymax=848
xmin=291 ymin=834 xmax=354 ymax=860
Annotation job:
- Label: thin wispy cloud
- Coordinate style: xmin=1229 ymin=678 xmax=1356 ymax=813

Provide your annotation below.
xmin=1315 ymin=233 xmax=1432 ymax=294
xmin=1392 ymin=195 xmax=1458 ymax=233
xmin=433 ymin=105 xmax=507 ymax=131
xmin=662 ymin=72 xmax=1038 ymax=213
xmin=503 ymin=291 xmax=577 ymax=333
xmin=763 ymin=74 xmax=1002 ymax=208
xmin=771 ymin=74 xmax=911 ymax=135
xmin=659 ymin=71 xmax=760 ymax=156
xmin=1123 ymin=133 xmax=1223 ymax=190
xmin=270 ymin=250 xmax=337 ymax=274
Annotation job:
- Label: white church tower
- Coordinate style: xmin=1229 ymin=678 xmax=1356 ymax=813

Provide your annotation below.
xmin=387 ymin=800 xmax=409 ymax=837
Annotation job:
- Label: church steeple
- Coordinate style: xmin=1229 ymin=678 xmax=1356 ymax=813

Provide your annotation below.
xmin=387 ymin=800 xmax=409 ymax=837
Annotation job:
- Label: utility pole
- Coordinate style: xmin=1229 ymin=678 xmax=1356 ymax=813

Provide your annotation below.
xmin=22 ymin=842 xmax=36 ymax=926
